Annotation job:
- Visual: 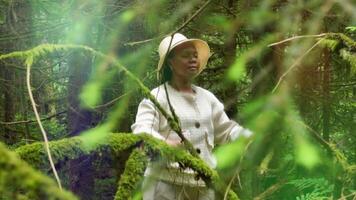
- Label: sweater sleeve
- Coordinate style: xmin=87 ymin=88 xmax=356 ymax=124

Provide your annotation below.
xmin=131 ymin=98 xmax=165 ymax=140
xmin=210 ymin=93 xmax=252 ymax=145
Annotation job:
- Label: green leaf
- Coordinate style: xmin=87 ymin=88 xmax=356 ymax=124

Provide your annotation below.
xmin=79 ymin=81 xmax=102 ymax=108
xmin=227 ymin=34 xmax=276 ymax=82
xmin=295 ymin=135 xmax=320 ymax=169
xmin=345 ymin=26 xmax=356 ymax=33
xmin=206 ymin=15 xmax=231 ymax=31
xmin=214 ymin=137 xmax=248 ymax=170
xmin=227 ymin=57 xmax=246 ymax=81
xmin=80 ymin=124 xmax=111 ymax=151
xmin=121 ymin=10 xmax=135 ymax=23
xmin=286 ymin=108 xmax=320 ymax=169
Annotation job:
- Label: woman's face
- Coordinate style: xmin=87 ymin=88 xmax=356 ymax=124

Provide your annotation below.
xmin=168 ymin=42 xmax=199 ymax=81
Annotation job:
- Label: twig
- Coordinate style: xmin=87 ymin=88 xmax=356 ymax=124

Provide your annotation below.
xmin=220 ymin=3 xmax=237 ymax=17
xmin=267 ymin=33 xmax=327 ymax=47
xmin=124 ymin=37 xmax=159 ymax=46
xmin=124 ymin=0 xmax=213 ymax=46
xmin=173 ymin=0 xmax=213 ymax=33
xmin=25 ymin=56 xmax=62 ymax=190
xmin=338 ymin=192 xmax=356 ymax=200
xmin=253 ymin=180 xmax=286 ymax=200
xmin=93 ymin=93 xmax=129 ymax=109
xmin=0 ymin=111 xmax=66 ymax=125
xmin=223 ymin=140 xmax=253 ymax=200
xmin=271 ymin=38 xmax=324 ymax=93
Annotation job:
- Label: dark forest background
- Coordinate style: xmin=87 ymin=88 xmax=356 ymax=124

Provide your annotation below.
xmin=0 ymin=0 xmax=355 ymax=199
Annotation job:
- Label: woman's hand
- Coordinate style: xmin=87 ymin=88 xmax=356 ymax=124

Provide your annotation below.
xmin=165 ymin=139 xmax=182 ymax=147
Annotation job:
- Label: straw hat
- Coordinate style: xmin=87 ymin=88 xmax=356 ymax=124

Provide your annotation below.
xmin=157 ymin=33 xmax=211 ymax=79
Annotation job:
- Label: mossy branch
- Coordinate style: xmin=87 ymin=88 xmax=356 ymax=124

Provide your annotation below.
xmin=115 ymin=148 xmax=148 ymax=200
xmin=268 ymin=32 xmax=355 ymax=51
xmin=0 ymin=142 xmax=77 ymax=200
xmin=269 ymin=33 xmax=356 ymax=93
xmin=268 ymin=33 xmax=355 ymax=68
xmin=14 ymin=133 xmax=239 ymax=199
xmin=325 ymin=33 xmax=356 ymax=51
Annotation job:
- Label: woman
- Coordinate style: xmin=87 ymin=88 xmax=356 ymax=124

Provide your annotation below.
xmin=131 ymin=33 xmax=252 ymax=200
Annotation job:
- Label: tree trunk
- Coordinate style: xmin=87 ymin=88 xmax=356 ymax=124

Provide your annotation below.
xmin=66 ymin=2 xmax=97 ymax=198
xmin=0 ymin=0 xmax=32 ymax=145
xmin=321 ymin=48 xmax=331 ymax=142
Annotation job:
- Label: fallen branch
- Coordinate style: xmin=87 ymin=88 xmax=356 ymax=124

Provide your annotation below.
xmin=0 ymin=111 xmax=66 ymax=125
xmin=14 ymin=133 xmax=239 ymax=199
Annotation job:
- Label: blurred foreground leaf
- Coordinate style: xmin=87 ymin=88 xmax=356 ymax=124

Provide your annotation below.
xmin=80 ymin=81 xmax=102 ymax=108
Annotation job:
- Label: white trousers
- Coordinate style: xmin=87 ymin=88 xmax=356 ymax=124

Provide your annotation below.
xmin=143 ymin=179 xmax=215 ymax=200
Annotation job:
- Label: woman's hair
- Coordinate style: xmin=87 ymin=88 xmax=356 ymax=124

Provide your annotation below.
xmin=159 ymin=51 xmax=174 ymax=84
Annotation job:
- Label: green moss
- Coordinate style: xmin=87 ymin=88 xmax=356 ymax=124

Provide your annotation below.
xmin=339 ymin=49 xmax=356 ymax=72
xmin=15 ymin=133 xmax=141 ymax=170
xmin=10 ymin=133 xmax=239 ymax=199
xmin=15 ymin=136 xmax=85 ymax=170
xmin=326 ymin=33 xmax=356 ymax=51
xmin=0 ymin=142 xmax=77 ymax=200
xmin=320 ymin=38 xmax=340 ymax=51
xmin=322 ymin=33 xmax=356 ymax=70
xmin=114 ymin=149 xmax=148 ymax=200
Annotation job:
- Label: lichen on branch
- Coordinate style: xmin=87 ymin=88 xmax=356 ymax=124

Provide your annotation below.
xmin=0 ymin=142 xmax=77 ymax=200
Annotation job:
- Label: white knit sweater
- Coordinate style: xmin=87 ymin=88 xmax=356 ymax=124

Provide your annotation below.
xmin=131 ymin=83 xmax=252 ymax=186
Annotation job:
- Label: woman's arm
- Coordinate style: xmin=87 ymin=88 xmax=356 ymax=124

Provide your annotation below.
xmin=131 ymin=98 xmax=182 ymax=147
xmin=209 ymin=93 xmax=252 ymax=145
xmin=131 ymin=98 xmax=165 ymax=140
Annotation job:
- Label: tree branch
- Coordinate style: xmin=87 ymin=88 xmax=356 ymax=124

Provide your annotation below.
xmin=173 ymin=0 xmax=213 ymax=34
xmin=25 ymin=55 xmax=63 ymax=190
xmin=124 ymin=0 xmax=213 ymax=46
xmin=271 ymin=38 xmax=324 ymax=93
xmin=267 ymin=33 xmax=327 ymax=47
xmin=253 ymin=180 xmax=286 ymax=200
xmin=0 ymin=111 xmax=66 ymax=125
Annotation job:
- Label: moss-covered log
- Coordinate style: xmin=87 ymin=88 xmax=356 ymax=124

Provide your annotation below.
xmin=0 ymin=142 xmax=77 ymax=200
xmin=12 ymin=133 xmax=239 ymax=199
xmin=15 ymin=133 xmax=140 ymax=170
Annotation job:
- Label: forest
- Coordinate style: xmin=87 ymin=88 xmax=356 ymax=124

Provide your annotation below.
xmin=0 ymin=0 xmax=355 ymax=199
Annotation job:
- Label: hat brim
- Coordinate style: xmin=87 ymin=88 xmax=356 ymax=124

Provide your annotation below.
xmin=157 ymin=39 xmax=210 ymax=79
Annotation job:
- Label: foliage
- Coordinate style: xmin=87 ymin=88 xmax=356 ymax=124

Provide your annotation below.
xmin=0 ymin=0 xmax=355 ymax=199
xmin=288 ymin=178 xmax=334 ymax=200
